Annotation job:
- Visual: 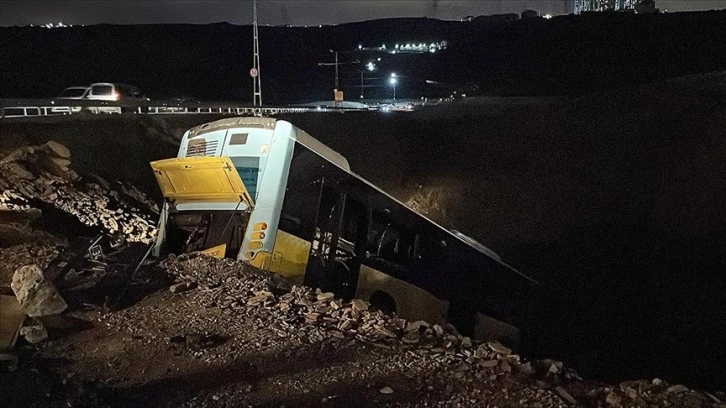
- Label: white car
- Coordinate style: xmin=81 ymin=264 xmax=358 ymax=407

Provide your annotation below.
xmin=84 ymin=83 xmax=149 ymax=114
xmin=50 ymin=86 xmax=90 ymax=114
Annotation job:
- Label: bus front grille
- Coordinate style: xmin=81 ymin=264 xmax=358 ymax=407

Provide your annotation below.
xmin=186 ymin=139 xmax=218 ymax=157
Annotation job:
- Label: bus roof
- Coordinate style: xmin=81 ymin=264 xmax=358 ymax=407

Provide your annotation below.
xmin=187 ymin=117 xmax=350 ymax=171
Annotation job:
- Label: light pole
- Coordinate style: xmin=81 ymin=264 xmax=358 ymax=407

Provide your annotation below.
xmin=330 ymin=50 xmax=339 ymax=89
xmin=389 ymin=73 xmax=398 ymax=101
xmin=361 ymin=61 xmax=377 ymax=99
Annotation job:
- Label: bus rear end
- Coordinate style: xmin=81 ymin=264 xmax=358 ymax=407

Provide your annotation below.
xmin=151 ymin=117 xmax=291 ymax=264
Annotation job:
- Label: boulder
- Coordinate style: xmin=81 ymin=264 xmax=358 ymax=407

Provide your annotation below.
xmin=666 ymin=384 xmax=689 ymax=394
xmin=605 ymin=392 xmax=622 ymax=408
xmin=40 ymin=155 xmax=71 ymax=176
xmin=11 ymin=264 xmax=67 ymax=317
xmin=43 ymin=141 xmax=71 ymax=159
xmin=351 ymin=298 xmax=368 ymax=312
xmin=4 ymin=163 xmax=34 ymax=180
xmin=19 ymin=324 xmax=48 ymax=344
xmin=488 ymin=340 xmax=512 ymax=355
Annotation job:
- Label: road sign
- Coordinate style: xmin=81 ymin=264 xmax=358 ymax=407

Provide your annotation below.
xmin=250 ymin=68 xmax=258 ymax=78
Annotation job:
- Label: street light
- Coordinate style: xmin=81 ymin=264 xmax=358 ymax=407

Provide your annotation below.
xmin=389 ymin=73 xmax=398 ymax=101
xmin=361 ymin=62 xmax=377 ymax=99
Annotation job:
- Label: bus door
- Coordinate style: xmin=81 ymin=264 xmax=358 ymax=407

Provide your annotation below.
xmin=304 ymin=184 xmax=367 ymax=299
xmin=150 ymin=157 xmax=254 ymax=258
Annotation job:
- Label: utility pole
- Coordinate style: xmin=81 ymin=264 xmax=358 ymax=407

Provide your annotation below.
xmin=319 ymin=51 xmax=362 ymax=105
xmin=251 ymin=0 xmax=262 ymax=106
xmin=334 ymin=51 xmax=339 ymax=89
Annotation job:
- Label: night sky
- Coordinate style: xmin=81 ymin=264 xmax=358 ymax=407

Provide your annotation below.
xmin=1 ymin=0 xmax=726 ymax=26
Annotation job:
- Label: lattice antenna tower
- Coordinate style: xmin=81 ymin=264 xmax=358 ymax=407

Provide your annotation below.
xmin=252 ymin=0 xmax=262 ymax=106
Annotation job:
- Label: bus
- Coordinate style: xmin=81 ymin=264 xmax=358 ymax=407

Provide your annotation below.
xmin=150 ymin=117 xmax=539 ymax=344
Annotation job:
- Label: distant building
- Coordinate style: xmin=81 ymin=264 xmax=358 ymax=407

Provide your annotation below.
xmin=568 ymin=0 xmax=656 ymax=14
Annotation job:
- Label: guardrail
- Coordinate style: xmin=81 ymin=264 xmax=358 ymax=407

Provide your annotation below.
xmin=0 ymin=99 xmax=321 ymax=119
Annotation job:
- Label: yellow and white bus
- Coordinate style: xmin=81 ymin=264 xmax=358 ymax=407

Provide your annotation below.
xmin=151 ymin=117 xmax=538 ymax=343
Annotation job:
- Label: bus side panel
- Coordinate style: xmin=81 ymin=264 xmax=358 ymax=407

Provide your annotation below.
xmin=270 ymin=230 xmax=311 ymax=279
xmin=239 ymin=122 xmax=296 ymax=267
xmin=356 ymin=265 xmax=449 ymax=325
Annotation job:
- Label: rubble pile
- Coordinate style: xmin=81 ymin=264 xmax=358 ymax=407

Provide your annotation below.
xmin=0 ymin=141 xmax=157 ymax=244
xmin=0 ymin=244 xmax=59 ymax=286
xmin=85 ymin=256 xmax=724 ymax=407
xmin=1 ymin=142 xmax=723 ymax=406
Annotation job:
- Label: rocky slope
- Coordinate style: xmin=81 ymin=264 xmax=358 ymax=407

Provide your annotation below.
xmin=0 ymin=140 xmax=724 ymax=407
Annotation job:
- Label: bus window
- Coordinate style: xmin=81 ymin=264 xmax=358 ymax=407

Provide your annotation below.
xmin=279 ymin=144 xmax=328 ymax=240
xmin=367 ymin=213 xmax=415 ymax=267
xmin=231 ymin=157 xmax=260 ymax=200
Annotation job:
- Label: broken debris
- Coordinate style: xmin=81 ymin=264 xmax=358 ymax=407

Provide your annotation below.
xmin=11 ymin=264 xmax=68 ymax=317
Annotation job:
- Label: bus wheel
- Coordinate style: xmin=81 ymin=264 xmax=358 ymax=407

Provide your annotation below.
xmin=369 ymin=291 xmax=397 ymax=315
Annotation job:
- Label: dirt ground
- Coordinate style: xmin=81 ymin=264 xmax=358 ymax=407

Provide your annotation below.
xmin=3 ymin=255 xmax=724 ymax=408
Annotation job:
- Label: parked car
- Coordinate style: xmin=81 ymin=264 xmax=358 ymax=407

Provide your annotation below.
xmin=84 ymin=83 xmax=150 ymax=114
xmin=51 ymin=83 xmax=150 ymax=114
xmin=50 ymin=86 xmax=90 ymax=114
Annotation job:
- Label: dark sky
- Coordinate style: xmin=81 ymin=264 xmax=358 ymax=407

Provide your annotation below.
xmin=1 ymin=0 xmax=726 ymax=26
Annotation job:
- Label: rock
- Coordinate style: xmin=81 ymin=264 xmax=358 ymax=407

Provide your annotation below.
xmin=317 ymin=292 xmax=335 ymax=302
xmin=666 ymin=384 xmax=689 ymax=394
xmin=376 ymin=327 xmax=397 ymax=339
xmin=480 ymin=360 xmax=498 ymax=368
xmin=406 ymin=320 xmax=428 ymax=332
xmin=338 ymin=319 xmax=354 ymax=331
xmin=19 ymin=324 xmax=48 ymax=344
xmin=0 ymin=146 xmax=32 ymax=164
xmin=40 ymin=155 xmax=71 ymax=176
xmin=556 ymin=386 xmax=577 ymax=405
xmin=604 ymin=392 xmax=622 ymax=408
xmin=170 ymin=281 xmax=197 ymax=293
xmin=248 ymin=291 xmax=273 ymax=305
xmin=473 ymin=346 xmax=490 ymax=360
xmin=488 ymin=341 xmax=512 ymax=355
xmin=11 ymin=264 xmax=67 ymax=317
xmin=619 ymin=383 xmax=638 ymax=400
xmin=5 ymin=163 xmax=34 ymax=180
xmin=43 ymin=141 xmax=71 ymax=159
xmin=351 ymin=298 xmax=368 ymax=312
xmin=518 ymin=362 xmax=536 ymax=375
xmin=539 ymin=358 xmax=563 ymax=375
xmin=379 ymin=386 xmax=393 ymax=394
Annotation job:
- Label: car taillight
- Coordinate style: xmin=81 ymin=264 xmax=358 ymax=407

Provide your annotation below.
xmin=112 ymin=92 xmax=120 ymax=101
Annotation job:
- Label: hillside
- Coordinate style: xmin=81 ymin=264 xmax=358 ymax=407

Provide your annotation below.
xmin=1 ymin=11 xmax=726 ymax=102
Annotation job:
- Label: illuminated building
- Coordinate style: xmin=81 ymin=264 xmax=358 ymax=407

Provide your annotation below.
xmin=569 ymin=0 xmax=655 ymax=14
